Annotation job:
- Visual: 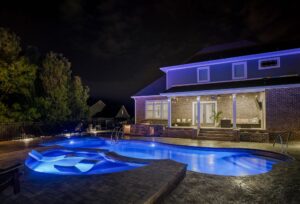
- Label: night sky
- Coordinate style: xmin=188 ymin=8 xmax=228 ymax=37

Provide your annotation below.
xmin=1 ymin=0 xmax=300 ymax=114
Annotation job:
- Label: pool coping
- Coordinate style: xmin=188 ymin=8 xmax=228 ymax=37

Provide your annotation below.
xmin=40 ymin=135 xmax=295 ymax=177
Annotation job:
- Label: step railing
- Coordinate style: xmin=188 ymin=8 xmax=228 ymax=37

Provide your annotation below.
xmin=273 ymin=131 xmax=292 ymax=154
xmin=110 ymin=126 xmax=124 ymax=143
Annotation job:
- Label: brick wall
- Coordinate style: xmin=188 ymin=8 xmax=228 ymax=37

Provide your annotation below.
xmin=134 ymin=96 xmax=168 ymax=125
xmin=171 ymin=96 xmax=196 ymax=125
xmin=266 ymin=87 xmax=300 ymax=139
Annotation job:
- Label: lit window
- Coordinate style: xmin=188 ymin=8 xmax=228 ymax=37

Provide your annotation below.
xmin=259 ymin=57 xmax=280 ymax=69
xmin=197 ymin=66 xmax=210 ymax=82
xmin=232 ymin=62 xmax=247 ymax=79
xmin=145 ymin=100 xmax=168 ymax=119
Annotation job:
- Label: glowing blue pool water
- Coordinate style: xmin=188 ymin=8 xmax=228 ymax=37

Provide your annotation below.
xmin=42 ymin=137 xmax=290 ymax=176
xmin=25 ymin=149 xmax=145 ymax=175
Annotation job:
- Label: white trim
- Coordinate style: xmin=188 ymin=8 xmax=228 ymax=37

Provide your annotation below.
xmin=232 ymin=94 xmax=237 ymax=129
xmin=197 ymin=66 xmax=210 ymax=83
xmin=258 ymin=57 xmax=280 ymax=70
xmin=192 ymin=101 xmax=197 ymax=126
xmin=160 ymin=83 xmax=300 ymax=97
xmin=232 ymin=62 xmax=247 ymax=80
xmin=160 ymin=48 xmax=300 ymax=72
xmin=263 ymin=91 xmax=266 ymax=129
xmin=134 ymin=98 xmax=137 ymax=124
xmin=168 ymin=97 xmax=172 ymax=127
xmin=131 ymin=95 xmax=163 ymax=99
xmin=197 ymin=96 xmax=201 ymax=129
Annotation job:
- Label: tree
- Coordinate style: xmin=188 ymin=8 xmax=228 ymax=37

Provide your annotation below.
xmin=39 ymin=52 xmax=72 ymax=121
xmin=69 ymin=76 xmax=89 ymax=120
xmin=0 ymin=27 xmax=21 ymax=63
xmin=0 ymin=27 xmax=39 ymax=122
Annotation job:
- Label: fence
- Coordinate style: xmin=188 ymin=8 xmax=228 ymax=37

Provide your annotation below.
xmin=0 ymin=121 xmax=82 ymax=141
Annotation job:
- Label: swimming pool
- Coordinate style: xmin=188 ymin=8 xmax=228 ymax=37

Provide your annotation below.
xmin=25 ymin=148 xmax=146 ymax=175
xmin=41 ymin=136 xmax=290 ymax=176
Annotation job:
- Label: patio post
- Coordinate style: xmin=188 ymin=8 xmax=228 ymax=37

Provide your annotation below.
xmin=168 ymin=97 xmax=172 ymax=127
xmin=134 ymin=98 xmax=137 ymax=124
xmin=197 ymin=96 xmax=201 ymax=130
xmin=232 ymin=94 xmax=237 ymax=129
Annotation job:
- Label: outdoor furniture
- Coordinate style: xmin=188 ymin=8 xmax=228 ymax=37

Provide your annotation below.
xmin=29 ymin=150 xmax=66 ymax=162
xmin=0 ymin=163 xmax=23 ymax=194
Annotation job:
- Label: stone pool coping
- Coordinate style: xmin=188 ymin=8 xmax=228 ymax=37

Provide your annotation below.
xmin=0 ymin=145 xmax=187 ymax=204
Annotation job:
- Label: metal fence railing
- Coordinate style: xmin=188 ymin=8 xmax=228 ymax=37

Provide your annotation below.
xmin=0 ymin=121 xmax=82 ymax=141
xmin=0 ymin=118 xmax=132 ymax=141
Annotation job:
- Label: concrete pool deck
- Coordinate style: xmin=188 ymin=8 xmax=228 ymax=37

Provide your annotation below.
xmin=122 ymin=136 xmax=300 ymax=203
xmin=1 ymin=136 xmax=300 ymax=203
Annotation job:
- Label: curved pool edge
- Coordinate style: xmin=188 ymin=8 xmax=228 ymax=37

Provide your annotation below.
xmin=38 ymin=136 xmax=294 ymax=176
xmin=43 ymin=135 xmax=294 ymax=161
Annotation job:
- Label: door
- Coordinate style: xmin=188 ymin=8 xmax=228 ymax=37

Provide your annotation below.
xmin=201 ymin=103 xmax=216 ymax=127
xmin=193 ymin=102 xmax=216 ymax=127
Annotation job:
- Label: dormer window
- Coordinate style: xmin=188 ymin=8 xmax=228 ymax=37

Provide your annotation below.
xmin=197 ymin=66 xmax=210 ymax=83
xmin=232 ymin=62 xmax=247 ymax=80
xmin=259 ymin=57 xmax=280 ymax=69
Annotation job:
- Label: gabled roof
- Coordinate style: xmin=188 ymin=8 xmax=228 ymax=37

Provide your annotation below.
xmin=92 ymin=104 xmax=130 ymax=119
xmin=133 ymin=75 xmax=166 ymax=97
xmin=161 ymin=75 xmax=300 ymax=96
xmin=116 ymin=105 xmax=130 ymax=119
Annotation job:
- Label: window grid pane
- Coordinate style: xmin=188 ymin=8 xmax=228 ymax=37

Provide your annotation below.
xmin=198 ymin=69 xmax=208 ymax=81
xmin=145 ymin=100 xmax=168 ymax=119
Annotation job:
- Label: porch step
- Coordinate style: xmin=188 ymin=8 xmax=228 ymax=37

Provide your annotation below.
xmin=197 ymin=135 xmax=234 ymax=141
xmin=197 ymin=129 xmax=236 ymax=141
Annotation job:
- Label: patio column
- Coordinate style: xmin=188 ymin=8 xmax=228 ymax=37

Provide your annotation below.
xmin=197 ymin=96 xmax=201 ymax=130
xmin=168 ymin=97 xmax=172 ymax=127
xmin=134 ymin=98 xmax=137 ymax=124
xmin=232 ymin=94 xmax=237 ymax=129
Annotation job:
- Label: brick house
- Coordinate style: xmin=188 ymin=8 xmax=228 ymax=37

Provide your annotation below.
xmin=130 ymin=41 xmax=300 ymax=141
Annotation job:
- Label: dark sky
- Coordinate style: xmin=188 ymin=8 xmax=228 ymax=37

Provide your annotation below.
xmin=1 ymin=0 xmax=300 ymax=113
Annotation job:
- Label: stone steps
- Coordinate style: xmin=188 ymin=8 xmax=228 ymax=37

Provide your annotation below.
xmin=197 ymin=135 xmax=234 ymax=141
xmin=197 ymin=129 xmax=236 ymax=141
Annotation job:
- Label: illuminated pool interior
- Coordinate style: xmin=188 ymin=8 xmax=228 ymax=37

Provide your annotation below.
xmin=25 ymin=148 xmax=146 ymax=175
xmin=35 ymin=136 xmax=290 ymax=176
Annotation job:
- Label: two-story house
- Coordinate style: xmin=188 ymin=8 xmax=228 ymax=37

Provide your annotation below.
xmin=130 ymin=41 xmax=300 ymax=142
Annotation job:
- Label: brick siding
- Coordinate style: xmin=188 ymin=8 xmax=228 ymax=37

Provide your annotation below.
xmin=266 ymin=87 xmax=300 ymax=139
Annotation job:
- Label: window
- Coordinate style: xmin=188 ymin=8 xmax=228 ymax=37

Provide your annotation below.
xmin=232 ymin=62 xmax=247 ymax=79
xmin=197 ymin=66 xmax=210 ymax=82
xmin=259 ymin=57 xmax=280 ymax=69
xmin=145 ymin=100 xmax=168 ymax=119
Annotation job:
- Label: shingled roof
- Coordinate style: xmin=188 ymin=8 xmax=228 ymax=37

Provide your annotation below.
xmin=133 ymin=76 xmax=166 ymax=97
xmin=184 ymin=40 xmax=300 ymax=64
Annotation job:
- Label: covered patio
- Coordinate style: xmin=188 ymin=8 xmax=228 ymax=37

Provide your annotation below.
xmin=167 ymin=91 xmax=265 ymax=130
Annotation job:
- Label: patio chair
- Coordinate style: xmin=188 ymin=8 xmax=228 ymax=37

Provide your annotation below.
xmin=28 ymin=150 xmax=66 ymax=162
xmin=0 ymin=163 xmax=23 ymax=194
